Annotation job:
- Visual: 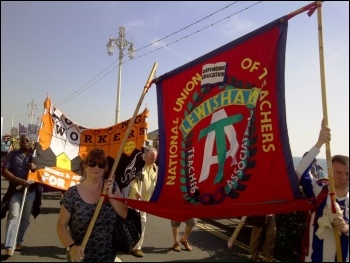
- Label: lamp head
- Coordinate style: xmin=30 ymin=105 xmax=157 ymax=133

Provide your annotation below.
xmin=128 ymin=43 xmax=135 ymax=59
xmin=107 ymin=40 xmax=114 ymax=56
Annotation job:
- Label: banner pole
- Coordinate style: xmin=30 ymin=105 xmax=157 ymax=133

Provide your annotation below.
xmin=227 ymin=216 xmax=247 ymax=249
xmin=287 ymin=1 xmax=319 ymax=19
xmin=81 ymin=62 xmax=158 ymax=249
xmin=316 ymin=2 xmax=342 ymax=261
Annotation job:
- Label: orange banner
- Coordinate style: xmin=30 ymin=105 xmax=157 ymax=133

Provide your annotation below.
xmin=28 ymin=97 xmax=148 ymax=191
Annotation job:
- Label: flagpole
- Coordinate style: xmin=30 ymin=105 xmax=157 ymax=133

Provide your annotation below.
xmin=316 ymin=2 xmax=342 ymax=261
xmin=81 ymin=62 xmax=158 ymax=249
xmin=287 ymin=1 xmax=319 ymax=19
xmin=227 ymin=216 xmax=247 ymax=249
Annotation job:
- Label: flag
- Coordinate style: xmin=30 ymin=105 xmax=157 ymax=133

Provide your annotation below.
xmin=28 ymin=96 xmax=148 ymax=195
xmin=122 ymin=5 xmax=319 ymax=221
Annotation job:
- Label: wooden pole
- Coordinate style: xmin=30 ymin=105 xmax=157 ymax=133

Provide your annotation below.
xmin=227 ymin=216 xmax=247 ymax=249
xmin=316 ymin=2 xmax=342 ymax=261
xmin=81 ymin=62 xmax=158 ymax=249
xmin=287 ymin=1 xmax=319 ymax=19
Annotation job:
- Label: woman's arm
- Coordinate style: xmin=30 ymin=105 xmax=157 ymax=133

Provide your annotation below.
xmin=56 ymin=205 xmax=75 ymax=248
xmin=57 ymin=205 xmax=85 ymax=261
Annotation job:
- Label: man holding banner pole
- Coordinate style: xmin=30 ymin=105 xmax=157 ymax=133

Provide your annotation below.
xmin=1 ymin=134 xmax=40 ymax=257
xmin=296 ymin=121 xmax=349 ymax=262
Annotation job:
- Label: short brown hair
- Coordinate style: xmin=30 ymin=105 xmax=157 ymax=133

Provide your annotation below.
xmin=332 ymin=155 xmax=349 ymax=166
xmin=84 ymin=148 xmax=107 ymax=165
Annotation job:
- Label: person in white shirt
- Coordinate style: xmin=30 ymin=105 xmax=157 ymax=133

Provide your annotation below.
xmin=296 ymin=121 xmax=349 ymax=262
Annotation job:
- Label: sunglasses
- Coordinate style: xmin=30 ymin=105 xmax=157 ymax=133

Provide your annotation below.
xmin=20 ymin=139 xmax=30 ymax=143
xmin=87 ymin=161 xmax=106 ymax=169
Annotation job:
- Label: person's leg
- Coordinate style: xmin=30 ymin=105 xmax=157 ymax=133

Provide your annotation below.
xmin=250 ymin=225 xmax=264 ymax=261
xmin=182 ymin=225 xmax=193 ymax=241
xmin=180 ymin=219 xmax=195 ymax=251
xmin=261 ymin=216 xmax=276 ymax=261
xmin=16 ymin=191 xmax=35 ymax=247
xmin=171 ymin=220 xmax=181 ymax=252
xmin=134 ymin=211 xmax=146 ymax=249
xmin=131 ymin=211 xmax=146 ymax=257
xmin=4 ymin=192 xmax=22 ymax=255
xmin=172 ymin=225 xmax=180 ymax=244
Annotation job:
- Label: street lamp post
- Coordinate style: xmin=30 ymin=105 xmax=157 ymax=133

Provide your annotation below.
xmin=107 ymin=26 xmax=135 ymax=124
xmin=27 ymin=99 xmax=37 ymax=124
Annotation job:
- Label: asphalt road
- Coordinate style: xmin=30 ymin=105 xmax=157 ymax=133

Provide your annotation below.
xmin=1 ymin=177 xmax=257 ymax=262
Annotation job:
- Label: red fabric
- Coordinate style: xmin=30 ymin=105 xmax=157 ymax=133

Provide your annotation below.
xmin=131 ymin=10 xmax=318 ymax=221
xmin=119 ymin=198 xmax=313 ymax=221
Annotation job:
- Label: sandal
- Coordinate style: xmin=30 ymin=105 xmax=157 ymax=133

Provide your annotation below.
xmin=180 ymin=239 xmax=192 ymax=251
xmin=172 ymin=243 xmax=181 ymax=252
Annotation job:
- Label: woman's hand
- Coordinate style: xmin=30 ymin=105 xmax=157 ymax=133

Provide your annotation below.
xmin=103 ymin=179 xmax=122 ymax=198
xmin=103 ymin=179 xmax=114 ymax=197
xmin=69 ymin=245 xmax=85 ymax=262
xmin=104 ymin=179 xmax=128 ymax=218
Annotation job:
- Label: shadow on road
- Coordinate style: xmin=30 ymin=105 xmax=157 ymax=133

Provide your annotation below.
xmin=40 ymin=207 xmax=61 ymax=214
xmin=1 ymin=244 xmax=66 ymax=261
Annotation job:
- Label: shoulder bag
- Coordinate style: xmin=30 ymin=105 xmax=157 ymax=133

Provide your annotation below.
xmin=113 ymin=207 xmax=142 ymax=254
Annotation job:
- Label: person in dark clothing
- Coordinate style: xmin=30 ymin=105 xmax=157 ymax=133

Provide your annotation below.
xmin=1 ymin=134 xmax=40 ymax=257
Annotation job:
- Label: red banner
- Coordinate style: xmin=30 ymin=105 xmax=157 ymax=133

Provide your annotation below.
xmin=121 ymin=14 xmax=315 ymax=220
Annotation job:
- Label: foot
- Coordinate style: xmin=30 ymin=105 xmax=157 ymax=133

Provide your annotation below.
xmin=180 ymin=238 xmax=192 ymax=251
xmin=130 ymin=249 xmax=144 ymax=258
xmin=5 ymin=248 xmax=13 ymax=257
xmin=15 ymin=243 xmax=23 ymax=251
xmin=172 ymin=243 xmax=181 ymax=252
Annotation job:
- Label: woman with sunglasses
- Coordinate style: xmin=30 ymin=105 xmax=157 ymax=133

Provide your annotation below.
xmin=2 ymin=134 xmax=39 ymax=257
xmin=57 ymin=148 xmax=128 ymax=262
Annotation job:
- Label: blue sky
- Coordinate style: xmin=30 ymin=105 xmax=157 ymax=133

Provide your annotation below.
xmin=1 ymin=1 xmax=349 ymax=159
